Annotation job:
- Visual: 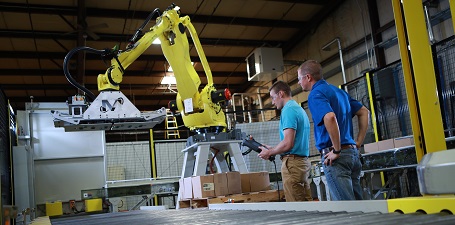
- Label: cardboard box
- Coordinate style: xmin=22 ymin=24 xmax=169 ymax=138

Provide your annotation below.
xmin=240 ymin=173 xmax=251 ymax=193
xmin=394 ymin=137 xmax=414 ymax=148
xmin=377 ymin=139 xmax=395 ymax=151
xmin=226 ymin=171 xmax=242 ymax=194
xmin=241 ymin=172 xmax=270 ymax=193
xmin=178 ymin=178 xmax=185 ymax=199
xmin=192 ymin=175 xmax=215 ymax=198
xmin=178 ymin=200 xmax=191 ymax=209
xmin=183 ymin=177 xmax=193 ymax=199
xmin=364 ymin=142 xmax=379 ymax=153
xmin=249 ymin=171 xmax=270 ymax=192
xmin=213 ymin=173 xmax=229 ymax=196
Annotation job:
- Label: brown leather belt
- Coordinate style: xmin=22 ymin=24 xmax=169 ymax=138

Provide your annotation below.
xmin=280 ymin=154 xmax=308 ymax=160
xmin=320 ymin=144 xmax=356 ymax=156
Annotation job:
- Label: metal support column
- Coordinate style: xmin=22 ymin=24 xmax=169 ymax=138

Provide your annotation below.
xmin=312 ymin=176 xmax=331 ymax=201
xmin=177 ymin=140 xmax=248 ymax=209
xmin=149 ymin=129 xmax=158 ymax=206
xmin=391 ymin=0 xmax=446 ymax=161
xmin=180 ymin=140 xmax=248 ymax=178
xmin=450 ymin=0 xmax=455 ymax=34
xmin=366 ymin=72 xmax=379 ymax=142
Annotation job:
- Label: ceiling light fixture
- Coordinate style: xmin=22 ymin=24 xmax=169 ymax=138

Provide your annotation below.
xmin=167 ymin=62 xmax=194 ymax=72
xmin=152 ymin=39 xmax=161 ymax=45
xmin=161 ymin=74 xmax=176 ymax=85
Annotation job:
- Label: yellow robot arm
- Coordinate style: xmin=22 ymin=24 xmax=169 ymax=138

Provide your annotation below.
xmin=97 ymin=5 xmax=229 ymax=131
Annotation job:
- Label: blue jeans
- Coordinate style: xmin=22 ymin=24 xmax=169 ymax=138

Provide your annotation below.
xmin=321 ymin=148 xmax=363 ymax=200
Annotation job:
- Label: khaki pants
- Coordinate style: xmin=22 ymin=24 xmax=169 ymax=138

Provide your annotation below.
xmin=281 ymin=156 xmax=312 ymax=202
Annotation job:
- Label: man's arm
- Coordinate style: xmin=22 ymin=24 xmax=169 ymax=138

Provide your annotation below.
xmin=322 ymin=112 xmax=341 ymax=165
xmin=354 ymin=106 xmax=369 ymax=148
xmin=323 ymin=112 xmax=341 ymax=151
xmin=258 ymin=128 xmax=295 ymax=159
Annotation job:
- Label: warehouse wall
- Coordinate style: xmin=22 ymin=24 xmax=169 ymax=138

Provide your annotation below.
xmin=253 ymin=0 xmax=454 ymax=105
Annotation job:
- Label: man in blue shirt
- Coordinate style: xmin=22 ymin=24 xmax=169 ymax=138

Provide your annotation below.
xmin=298 ymin=60 xmax=369 ymax=200
xmin=258 ymin=81 xmax=312 ymax=202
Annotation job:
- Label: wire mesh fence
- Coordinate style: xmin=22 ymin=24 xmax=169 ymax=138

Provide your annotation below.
xmin=357 ymin=40 xmax=455 ymax=142
xmin=435 ymin=36 xmax=455 ymax=137
xmin=342 ymin=60 xmax=414 ymax=143
xmin=106 ymin=141 xmax=152 ymax=181
xmin=371 ymin=62 xmax=413 ymax=140
xmin=154 ymin=140 xmax=186 ymax=178
xmin=105 ymin=141 xmax=152 ymax=210
xmin=344 ymin=75 xmax=377 ymax=145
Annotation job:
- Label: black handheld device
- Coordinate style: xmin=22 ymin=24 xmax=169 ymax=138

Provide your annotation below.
xmin=242 ymin=137 xmax=275 ymax=161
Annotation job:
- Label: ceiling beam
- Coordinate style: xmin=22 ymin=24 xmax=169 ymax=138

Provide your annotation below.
xmin=0 ymin=83 xmax=244 ymax=91
xmin=0 ymin=29 xmax=284 ymax=47
xmin=263 ymin=0 xmax=328 ymax=5
xmin=0 ymin=51 xmax=245 ymax=63
xmin=0 ymin=69 xmax=247 ymax=78
xmin=264 ymin=0 xmax=328 ymax=3
xmin=0 ymin=2 xmax=306 ymax=28
xmin=7 ymin=95 xmax=177 ymax=102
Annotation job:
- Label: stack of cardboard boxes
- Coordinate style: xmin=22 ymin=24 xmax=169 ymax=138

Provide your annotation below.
xmin=364 ymin=136 xmax=414 ymax=154
xmin=362 ymin=136 xmax=417 ymax=170
xmin=179 ymin=171 xmax=270 ymax=200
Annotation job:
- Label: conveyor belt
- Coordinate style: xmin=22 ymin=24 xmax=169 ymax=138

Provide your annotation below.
xmin=50 ymin=209 xmax=455 ymax=225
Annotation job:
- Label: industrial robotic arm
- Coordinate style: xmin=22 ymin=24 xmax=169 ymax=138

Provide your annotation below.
xmin=53 ymin=4 xmax=230 ymax=132
xmin=99 ymin=4 xmax=230 ymax=131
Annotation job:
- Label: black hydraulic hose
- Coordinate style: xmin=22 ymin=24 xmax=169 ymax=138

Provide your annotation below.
xmin=63 ymin=46 xmax=106 ymax=101
xmin=129 ymin=8 xmax=161 ymax=43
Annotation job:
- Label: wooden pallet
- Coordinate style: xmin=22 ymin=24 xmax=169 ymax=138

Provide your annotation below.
xmin=208 ymin=190 xmax=284 ymax=204
xmin=178 ymin=199 xmax=209 ymax=209
xmin=178 ymin=190 xmax=284 ymax=209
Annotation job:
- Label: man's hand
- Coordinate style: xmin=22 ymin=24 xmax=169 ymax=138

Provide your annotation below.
xmin=258 ymin=146 xmax=273 ymax=160
xmin=355 ymin=141 xmax=361 ymax=149
xmin=323 ymin=151 xmax=340 ymax=165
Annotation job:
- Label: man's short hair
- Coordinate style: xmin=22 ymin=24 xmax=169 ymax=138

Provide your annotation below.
xmin=298 ymin=60 xmax=323 ymax=80
xmin=269 ymin=80 xmax=291 ymax=97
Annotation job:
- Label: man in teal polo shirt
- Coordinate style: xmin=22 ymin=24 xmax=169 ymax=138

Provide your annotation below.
xmin=258 ymin=80 xmax=312 ymax=202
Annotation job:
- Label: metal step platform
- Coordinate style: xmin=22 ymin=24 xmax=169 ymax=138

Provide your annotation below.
xmin=49 ymin=206 xmax=455 ymax=225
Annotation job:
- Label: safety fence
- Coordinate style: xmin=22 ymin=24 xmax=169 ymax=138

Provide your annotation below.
xmin=434 ymin=35 xmax=455 ymax=137
xmin=342 ymin=34 xmax=455 ymax=144
xmin=343 ymin=60 xmax=414 ymax=143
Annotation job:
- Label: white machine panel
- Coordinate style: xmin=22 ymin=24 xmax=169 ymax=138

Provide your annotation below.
xmin=32 ymin=111 xmax=105 ymax=159
xmin=17 ymin=102 xmax=106 ymax=205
